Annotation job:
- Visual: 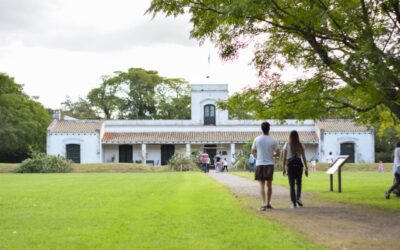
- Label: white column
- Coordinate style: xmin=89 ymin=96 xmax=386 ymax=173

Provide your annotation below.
xmin=186 ymin=143 xmax=191 ymax=157
xmin=230 ymin=143 xmax=236 ymax=164
xmin=141 ymin=143 xmax=147 ymax=164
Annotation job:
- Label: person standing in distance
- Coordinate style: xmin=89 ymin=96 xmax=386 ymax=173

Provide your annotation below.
xmin=327 ymin=152 xmax=334 ymax=166
xmin=252 ymin=121 xmax=280 ymax=211
xmin=200 ymin=150 xmax=210 ymax=173
xmin=385 ymin=141 xmax=400 ymax=199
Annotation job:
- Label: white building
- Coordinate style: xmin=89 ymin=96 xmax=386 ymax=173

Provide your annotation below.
xmin=47 ymin=84 xmax=375 ymax=164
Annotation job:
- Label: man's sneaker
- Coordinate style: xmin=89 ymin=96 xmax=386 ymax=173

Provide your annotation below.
xmin=385 ymin=191 xmax=390 ymax=199
xmin=266 ymin=204 xmax=273 ymax=209
xmin=290 ymin=203 xmax=296 ymax=209
xmin=296 ymin=200 xmax=303 ymax=207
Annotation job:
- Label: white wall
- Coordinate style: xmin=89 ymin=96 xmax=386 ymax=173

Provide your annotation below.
xmin=304 ymin=144 xmax=318 ymax=162
xmin=191 ymin=84 xmax=229 ymax=125
xmin=319 ymin=132 xmax=375 ymax=163
xmin=142 ymin=144 xmax=161 ymax=165
xmin=47 ymin=132 xmax=101 ymax=163
xmin=103 ymin=144 xmax=119 ymax=162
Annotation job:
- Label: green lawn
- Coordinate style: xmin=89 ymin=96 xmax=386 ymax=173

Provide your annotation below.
xmin=234 ymin=171 xmax=400 ymax=211
xmin=0 ymin=173 xmax=323 ymax=249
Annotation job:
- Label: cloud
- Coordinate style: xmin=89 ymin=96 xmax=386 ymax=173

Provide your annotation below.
xmin=0 ymin=0 xmax=52 ymax=31
xmin=33 ymin=18 xmax=196 ymax=52
xmin=0 ymin=0 xmax=197 ymax=52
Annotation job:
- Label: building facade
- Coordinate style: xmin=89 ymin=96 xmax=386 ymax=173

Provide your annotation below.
xmin=47 ymin=84 xmax=375 ymax=164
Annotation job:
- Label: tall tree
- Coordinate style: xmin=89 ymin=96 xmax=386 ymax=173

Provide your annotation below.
xmin=98 ymin=68 xmax=191 ymax=120
xmin=0 ymin=73 xmax=51 ymax=162
xmin=87 ymin=76 xmax=123 ymax=119
xmin=148 ymin=0 xmax=400 ymax=123
xmin=61 ymin=97 xmax=98 ymax=119
xmin=115 ymin=68 xmax=162 ymax=119
xmin=154 ymin=78 xmax=191 ymax=119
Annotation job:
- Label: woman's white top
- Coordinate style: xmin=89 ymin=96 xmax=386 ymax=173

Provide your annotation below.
xmin=283 ymin=142 xmax=304 ymax=159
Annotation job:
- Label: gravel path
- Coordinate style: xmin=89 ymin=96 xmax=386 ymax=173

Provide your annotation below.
xmin=209 ymin=172 xmax=400 ymax=250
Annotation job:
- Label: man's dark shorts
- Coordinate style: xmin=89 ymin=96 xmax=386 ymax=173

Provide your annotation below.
xmin=255 ymin=165 xmax=274 ymax=181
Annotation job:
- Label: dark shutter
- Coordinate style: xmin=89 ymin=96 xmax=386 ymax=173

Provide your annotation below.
xmin=66 ymin=144 xmax=81 ymax=163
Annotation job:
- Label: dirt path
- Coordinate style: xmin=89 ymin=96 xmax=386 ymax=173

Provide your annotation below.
xmin=209 ymin=172 xmax=400 ymax=250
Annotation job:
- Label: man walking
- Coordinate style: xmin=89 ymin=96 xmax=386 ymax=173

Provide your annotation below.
xmin=252 ymin=121 xmax=280 ymax=211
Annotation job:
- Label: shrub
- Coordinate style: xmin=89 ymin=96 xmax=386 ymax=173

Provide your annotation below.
xmin=18 ymin=153 xmax=73 ymax=173
xmin=168 ymin=153 xmax=199 ymax=171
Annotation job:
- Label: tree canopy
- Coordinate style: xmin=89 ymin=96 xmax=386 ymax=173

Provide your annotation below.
xmin=148 ymin=0 xmax=400 ymax=123
xmin=64 ymin=68 xmax=191 ymax=120
xmin=0 ymin=73 xmax=51 ymax=162
xmin=61 ymin=96 xmax=98 ymax=120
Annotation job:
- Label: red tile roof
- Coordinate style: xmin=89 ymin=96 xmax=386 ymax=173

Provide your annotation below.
xmin=48 ymin=120 xmax=103 ymax=133
xmin=316 ymin=120 xmax=370 ymax=132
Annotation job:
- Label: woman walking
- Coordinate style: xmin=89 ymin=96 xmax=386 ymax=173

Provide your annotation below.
xmin=282 ymin=130 xmax=308 ymax=208
xmin=385 ymin=141 xmax=400 ymax=199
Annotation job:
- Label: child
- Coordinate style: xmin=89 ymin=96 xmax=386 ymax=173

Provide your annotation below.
xmin=378 ymin=161 xmax=384 ymax=173
xmin=215 ymin=157 xmax=223 ymax=173
xmin=249 ymin=154 xmax=255 ymax=172
xmin=311 ymin=160 xmax=317 ymax=172
xmin=223 ymin=158 xmax=229 ymax=172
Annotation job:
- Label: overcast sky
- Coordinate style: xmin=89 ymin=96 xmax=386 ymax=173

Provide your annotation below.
xmin=0 ymin=0 xmax=302 ymax=109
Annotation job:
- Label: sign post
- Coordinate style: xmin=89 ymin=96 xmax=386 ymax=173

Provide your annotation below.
xmin=326 ymin=155 xmax=349 ymax=193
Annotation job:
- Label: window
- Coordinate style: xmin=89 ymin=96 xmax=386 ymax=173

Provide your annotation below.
xmin=204 ymin=104 xmax=216 ymax=125
xmin=66 ymin=144 xmax=81 ymax=163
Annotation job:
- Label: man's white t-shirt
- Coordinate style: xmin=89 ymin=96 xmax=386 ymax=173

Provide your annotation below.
xmin=327 ymin=155 xmax=334 ymax=164
xmin=251 ymin=135 xmax=279 ymax=166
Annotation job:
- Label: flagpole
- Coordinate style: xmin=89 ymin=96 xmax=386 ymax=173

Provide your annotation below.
xmin=206 ymin=40 xmax=211 ymax=82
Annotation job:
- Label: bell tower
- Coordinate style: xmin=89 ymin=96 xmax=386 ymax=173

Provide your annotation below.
xmin=191 ymin=84 xmax=229 ymax=125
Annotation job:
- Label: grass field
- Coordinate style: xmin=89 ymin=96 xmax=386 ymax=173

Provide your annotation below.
xmin=234 ymin=170 xmax=400 ymax=211
xmin=0 ymin=173 xmax=324 ymax=249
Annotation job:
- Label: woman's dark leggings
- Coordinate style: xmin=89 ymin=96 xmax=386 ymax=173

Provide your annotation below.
xmin=388 ymin=173 xmax=400 ymax=193
xmin=288 ymin=166 xmax=303 ymax=204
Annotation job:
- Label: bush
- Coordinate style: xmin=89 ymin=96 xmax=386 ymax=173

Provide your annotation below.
xmin=168 ymin=153 xmax=199 ymax=171
xmin=17 ymin=153 xmax=73 ymax=173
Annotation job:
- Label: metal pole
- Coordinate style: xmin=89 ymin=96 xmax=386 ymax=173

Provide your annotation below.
xmin=338 ymin=168 xmax=342 ymax=193
xmin=330 ymin=174 xmax=333 ymax=192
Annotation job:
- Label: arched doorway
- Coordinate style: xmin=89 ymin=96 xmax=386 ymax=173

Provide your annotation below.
xmin=204 ymin=104 xmax=216 ymax=125
xmin=204 ymin=144 xmax=217 ymax=168
xmin=340 ymin=143 xmax=355 ymax=163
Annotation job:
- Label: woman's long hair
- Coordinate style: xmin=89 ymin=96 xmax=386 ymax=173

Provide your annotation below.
xmin=289 ymin=130 xmax=303 ymax=156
